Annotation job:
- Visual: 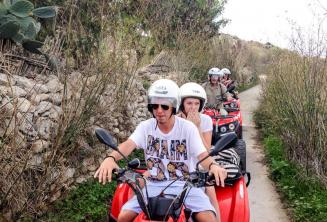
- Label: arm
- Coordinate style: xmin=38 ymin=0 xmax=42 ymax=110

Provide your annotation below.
xmin=94 ymin=139 xmax=137 ymax=184
xmin=198 ymin=151 xmax=227 ymax=187
xmin=199 ymin=130 xmax=212 ymax=150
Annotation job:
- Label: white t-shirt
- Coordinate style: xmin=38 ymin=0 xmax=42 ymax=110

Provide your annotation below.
xmin=129 ymin=116 xmax=207 ymax=186
xmin=200 ymin=113 xmax=212 ymax=133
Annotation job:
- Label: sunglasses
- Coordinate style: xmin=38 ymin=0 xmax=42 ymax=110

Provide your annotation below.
xmin=148 ymin=104 xmax=170 ymax=111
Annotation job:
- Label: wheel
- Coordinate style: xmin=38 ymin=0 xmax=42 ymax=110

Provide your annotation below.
xmin=234 ymin=139 xmax=246 ymax=174
xmin=237 ymin=125 xmax=243 ymax=139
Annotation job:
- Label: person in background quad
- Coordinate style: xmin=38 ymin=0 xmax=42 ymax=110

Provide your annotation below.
xmin=221 ymin=68 xmax=238 ymax=99
xmin=94 ymin=79 xmax=227 ymax=222
xmin=177 ymin=82 xmax=221 ymax=221
xmin=220 ymin=68 xmax=232 ymax=87
xmin=202 ymin=67 xmax=233 ymax=115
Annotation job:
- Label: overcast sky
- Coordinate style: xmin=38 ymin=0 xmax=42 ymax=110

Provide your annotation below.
xmin=220 ymin=0 xmax=327 ymax=49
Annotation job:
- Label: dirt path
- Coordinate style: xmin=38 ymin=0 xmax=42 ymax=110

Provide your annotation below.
xmin=239 ymin=85 xmax=290 ymax=222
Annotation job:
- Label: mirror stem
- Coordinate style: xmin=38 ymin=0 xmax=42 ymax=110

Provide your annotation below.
xmin=196 ymin=155 xmax=211 ymax=171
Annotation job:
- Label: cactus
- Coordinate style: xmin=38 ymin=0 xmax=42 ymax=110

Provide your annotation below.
xmin=0 ymin=20 xmax=20 ymax=39
xmin=0 ymin=3 xmax=7 ymax=16
xmin=22 ymin=39 xmax=43 ymax=54
xmin=0 ymin=0 xmax=57 ymax=69
xmin=33 ymin=6 xmax=56 ymax=18
xmin=9 ymin=0 xmax=34 ymax=18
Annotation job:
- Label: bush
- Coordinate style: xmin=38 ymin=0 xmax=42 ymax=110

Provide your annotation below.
xmin=261 ymin=135 xmax=327 ymax=222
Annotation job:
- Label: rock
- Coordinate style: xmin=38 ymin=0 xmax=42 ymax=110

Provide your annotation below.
xmin=35 ymin=101 xmax=52 ymax=115
xmin=14 ymin=75 xmax=35 ymax=89
xmin=87 ymin=164 xmax=97 ymax=172
xmin=7 ymin=86 xmax=27 ymax=98
xmin=113 ymin=128 xmax=119 ymax=134
xmin=27 ymin=155 xmax=43 ymax=167
xmin=34 ymin=84 xmax=49 ymax=94
xmin=48 ymin=93 xmax=62 ymax=106
xmin=1 ymin=97 xmax=14 ymax=113
xmin=64 ymin=168 xmax=76 ymax=179
xmin=46 ymin=78 xmax=63 ymax=93
xmin=17 ymin=98 xmax=34 ymax=113
xmin=76 ymin=177 xmax=87 ymax=184
xmin=48 ymin=107 xmax=61 ymax=121
xmin=30 ymin=94 xmax=49 ymax=105
xmin=19 ymin=113 xmax=38 ymax=141
xmin=0 ymin=73 xmax=15 ymax=86
xmin=82 ymin=157 xmax=94 ymax=167
xmin=50 ymin=190 xmax=61 ymax=203
xmin=31 ymin=140 xmax=49 ymax=153
xmin=0 ymin=86 xmax=9 ymax=95
xmin=36 ymin=117 xmax=54 ymax=140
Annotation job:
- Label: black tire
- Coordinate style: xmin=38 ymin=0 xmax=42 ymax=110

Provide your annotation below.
xmin=234 ymin=139 xmax=246 ymax=174
xmin=238 ymin=125 xmax=243 ymax=139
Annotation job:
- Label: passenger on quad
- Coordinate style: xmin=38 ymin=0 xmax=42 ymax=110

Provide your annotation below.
xmin=202 ymin=67 xmax=233 ymax=115
xmin=178 ymin=82 xmax=221 ymax=221
xmin=221 ymin=68 xmax=238 ymax=99
xmin=94 ymin=79 xmax=227 ymax=222
xmin=221 ymin=68 xmax=233 ymax=87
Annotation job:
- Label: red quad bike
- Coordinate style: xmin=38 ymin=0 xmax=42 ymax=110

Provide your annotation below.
xmin=95 ymin=128 xmax=250 ymax=222
xmin=223 ymin=83 xmax=243 ymax=138
xmin=203 ymin=107 xmax=246 ymax=174
xmin=222 ymin=98 xmax=242 ymax=139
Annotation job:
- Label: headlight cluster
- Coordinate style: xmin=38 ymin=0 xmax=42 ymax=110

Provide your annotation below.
xmin=219 ymin=122 xmax=237 ymax=133
xmin=230 ymin=102 xmax=237 ymax=108
xmin=224 ymin=102 xmax=237 ymax=108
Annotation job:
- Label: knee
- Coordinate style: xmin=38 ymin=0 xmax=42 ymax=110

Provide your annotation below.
xmin=117 ymin=210 xmax=138 ymax=222
xmin=194 ymin=210 xmax=217 ymax=222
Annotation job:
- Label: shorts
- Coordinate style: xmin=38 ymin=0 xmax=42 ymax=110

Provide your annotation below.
xmin=121 ymin=184 xmax=216 ymax=216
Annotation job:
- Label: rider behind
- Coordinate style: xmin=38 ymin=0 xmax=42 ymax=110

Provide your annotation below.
xmin=221 ymin=68 xmax=234 ymax=88
xmin=178 ymin=82 xmax=221 ymax=221
xmin=94 ymin=79 xmax=227 ymax=222
xmin=202 ymin=67 xmax=232 ymax=115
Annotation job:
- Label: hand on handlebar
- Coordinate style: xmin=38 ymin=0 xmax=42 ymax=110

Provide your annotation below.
xmin=94 ymin=157 xmax=120 ymax=185
xmin=209 ymin=164 xmax=227 ymax=187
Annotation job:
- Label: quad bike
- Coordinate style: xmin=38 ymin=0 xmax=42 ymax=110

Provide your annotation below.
xmin=95 ymin=128 xmax=250 ymax=222
xmin=203 ymin=107 xmax=246 ymax=173
xmin=203 ymin=107 xmax=242 ymax=140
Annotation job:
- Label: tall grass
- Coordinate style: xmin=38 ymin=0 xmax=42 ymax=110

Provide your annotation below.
xmin=259 ymin=31 xmax=327 ymax=180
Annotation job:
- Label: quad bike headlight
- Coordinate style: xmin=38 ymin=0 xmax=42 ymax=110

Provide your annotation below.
xmin=220 ymin=126 xmax=227 ymax=133
xmin=228 ymin=123 xmax=235 ymax=130
xmin=230 ymin=102 xmax=237 ymax=108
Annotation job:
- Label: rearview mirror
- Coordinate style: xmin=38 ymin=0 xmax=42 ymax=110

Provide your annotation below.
xmin=209 ymin=132 xmax=237 ymax=156
xmin=95 ymin=128 xmax=118 ymax=150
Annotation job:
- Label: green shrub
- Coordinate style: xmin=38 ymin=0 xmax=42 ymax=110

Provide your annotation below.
xmin=262 ymin=135 xmax=327 ymax=222
xmin=41 ymin=180 xmax=116 ymax=222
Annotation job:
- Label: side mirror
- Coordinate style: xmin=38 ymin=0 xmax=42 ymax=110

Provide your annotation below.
xmin=209 ymin=132 xmax=237 ymax=156
xmin=128 ymin=158 xmax=141 ymax=169
xmin=227 ymin=85 xmax=235 ymax=92
xmin=95 ymin=128 xmax=118 ymax=150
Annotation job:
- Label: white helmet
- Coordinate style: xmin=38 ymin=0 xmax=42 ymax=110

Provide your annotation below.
xmin=221 ymin=68 xmax=231 ymax=75
xmin=208 ymin=67 xmax=220 ymax=77
xmin=179 ymin=82 xmax=207 ymax=112
xmin=147 ymin=79 xmax=180 ymax=114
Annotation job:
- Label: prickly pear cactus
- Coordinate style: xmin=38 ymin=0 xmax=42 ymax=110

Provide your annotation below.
xmin=0 ymin=0 xmax=56 ymax=56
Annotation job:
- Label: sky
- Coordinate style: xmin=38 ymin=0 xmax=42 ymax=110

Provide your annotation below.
xmin=220 ymin=0 xmax=327 ymax=49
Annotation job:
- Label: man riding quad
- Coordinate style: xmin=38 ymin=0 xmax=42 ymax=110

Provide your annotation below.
xmin=202 ymin=67 xmax=233 ymax=115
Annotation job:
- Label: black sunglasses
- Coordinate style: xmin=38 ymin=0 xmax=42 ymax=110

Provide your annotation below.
xmin=148 ymin=104 xmax=170 ymax=111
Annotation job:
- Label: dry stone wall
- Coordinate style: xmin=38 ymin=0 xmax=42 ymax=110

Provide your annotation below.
xmin=0 ymin=53 xmax=185 ymax=214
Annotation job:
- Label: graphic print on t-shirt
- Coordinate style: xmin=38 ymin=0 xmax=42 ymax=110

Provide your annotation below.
xmin=146 ymin=157 xmax=166 ymax=181
xmin=167 ymin=162 xmax=189 ymax=180
xmin=146 ymin=136 xmax=189 ymax=181
xmin=159 ymin=139 xmax=170 ymax=159
xmin=146 ymin=135 xmax=154 ymax=155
